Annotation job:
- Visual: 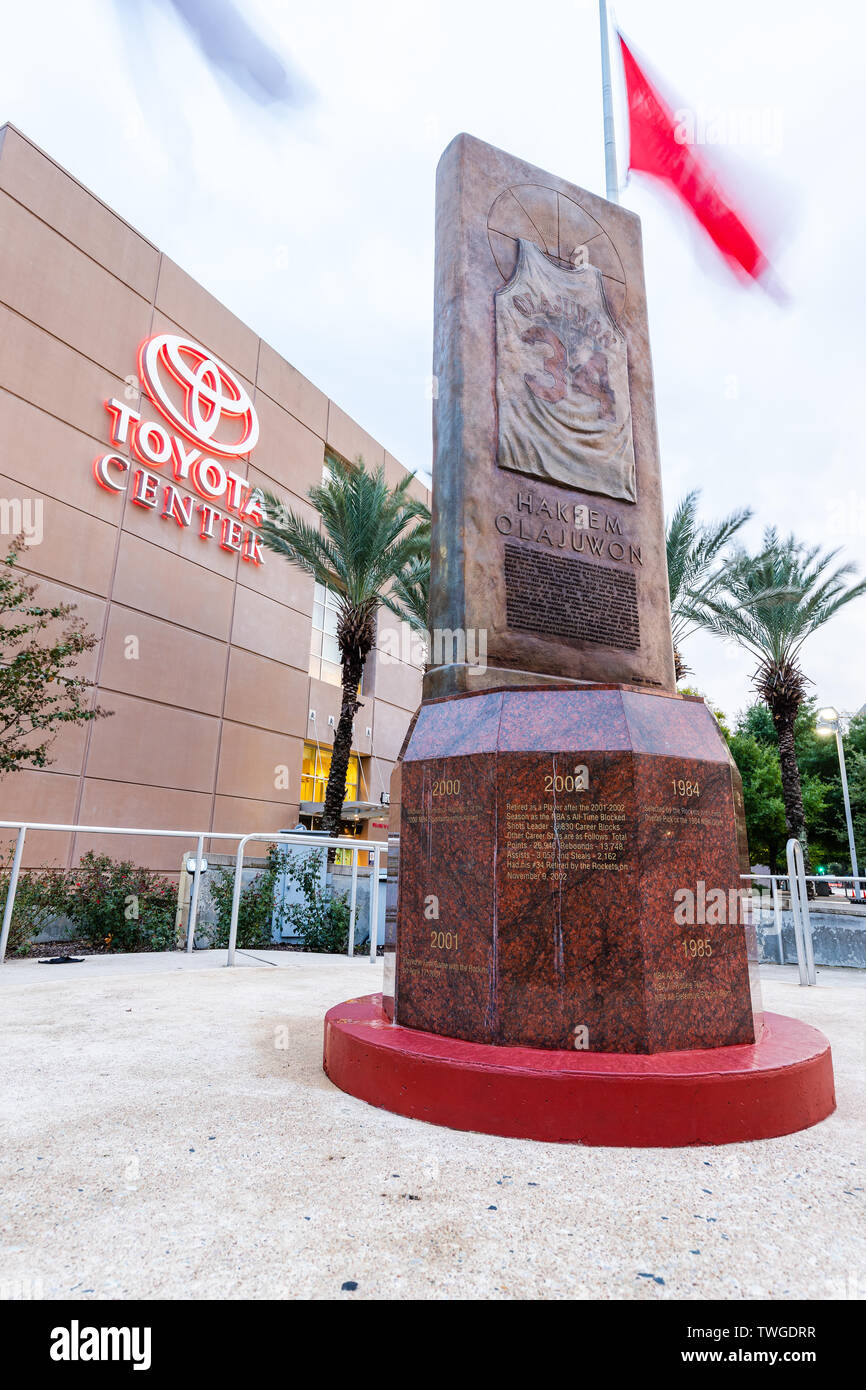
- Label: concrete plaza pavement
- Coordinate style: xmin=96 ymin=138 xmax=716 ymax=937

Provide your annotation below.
xmin=0 ymin=950 xmax=863 ymax=1300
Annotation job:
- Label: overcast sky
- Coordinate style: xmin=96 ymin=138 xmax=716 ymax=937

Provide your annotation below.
xmin=1 ymin=0 xmax=863 ymax=723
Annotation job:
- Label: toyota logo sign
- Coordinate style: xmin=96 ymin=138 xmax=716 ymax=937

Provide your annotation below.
xmin=137 ymin=333 xmax=259 ymax=459
xmin=90 ymin=332 xmax=267 ymax=568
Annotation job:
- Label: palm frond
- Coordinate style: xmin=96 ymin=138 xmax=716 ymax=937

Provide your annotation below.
xmin=666 ymin=490 xmax=753 ymax=653
xmin=260 ymin=458 xmax=431 ymax=636
xmin=387 ymin=554 xmax=430 ymax=635
xmin=698 ymin=527 xmax=866 ymax=674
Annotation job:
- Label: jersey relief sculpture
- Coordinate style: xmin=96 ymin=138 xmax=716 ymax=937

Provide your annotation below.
xmin=495 ymin=239 xmax=637 ymax=503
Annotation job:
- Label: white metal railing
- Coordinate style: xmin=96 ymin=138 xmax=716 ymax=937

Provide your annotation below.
xmin=785 ymin=838 xmax=816 ymax=986
xmin=743 ymin=837 xmax=866 ymax=987
xmin=741 ymin=868 xmax=787 ymax=969
xmin=226 ymin=832 xmax=383 ymax=967
xmin=0 ymin=821 xmax=384 ymax=967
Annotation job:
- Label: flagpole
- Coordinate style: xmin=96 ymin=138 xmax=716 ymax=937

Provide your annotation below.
xmin=599 ymin=0 xmax=619 ymax=202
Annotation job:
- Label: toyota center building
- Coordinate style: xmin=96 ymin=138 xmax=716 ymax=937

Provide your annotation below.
xmin=0 ymin=125 xmax=427 ymax=870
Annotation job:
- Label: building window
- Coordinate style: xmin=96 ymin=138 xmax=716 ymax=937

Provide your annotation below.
xmin=309 ymin=581 xmax=366 ymax=693
xmin=301 ymin=742 xmax=360 ymax=806
xmin=309 ymin=582 xmax=342 ymax=686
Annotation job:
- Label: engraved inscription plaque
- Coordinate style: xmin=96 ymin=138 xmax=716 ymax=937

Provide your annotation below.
xmin=496 ymin=239 xmax=636 ymax=502
xmin=504 ymin=543 xmax=640 ymax=650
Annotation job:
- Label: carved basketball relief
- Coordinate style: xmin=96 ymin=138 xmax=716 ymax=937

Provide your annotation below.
xmin=487 ymin=183 xmax=627 ymax=318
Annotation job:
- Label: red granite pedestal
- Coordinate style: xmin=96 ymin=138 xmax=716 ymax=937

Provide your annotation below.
xmin=324 ymin=997 xmax=835 ymax=1146
xmin=323 ymin=686 xmax=835 ymax=1144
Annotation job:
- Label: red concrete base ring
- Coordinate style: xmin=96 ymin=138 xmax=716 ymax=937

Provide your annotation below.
xmin=323 ymin=996 xmax=836 ymax=1146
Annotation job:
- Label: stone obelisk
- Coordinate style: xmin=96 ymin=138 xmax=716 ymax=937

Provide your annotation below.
xmin=384 ymin=134 xmax=760 ymax=1053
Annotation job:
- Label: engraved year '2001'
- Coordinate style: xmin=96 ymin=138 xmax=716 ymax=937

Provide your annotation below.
xmin=431 ymin=930 xmax=458 ymax=950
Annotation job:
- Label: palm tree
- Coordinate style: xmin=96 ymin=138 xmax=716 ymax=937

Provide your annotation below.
xmin=259 ymin=456 xmax=429 ymax=836
xmin=698 ymin=528 xmax=866 ymax=868
xmin=391 ymin=553 xmax=430 ymax=637
xmin=666 ymin=490 xmax=752 ymax=681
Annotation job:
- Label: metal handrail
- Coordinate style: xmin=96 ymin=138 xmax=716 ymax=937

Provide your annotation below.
xmin=0 ymin=820 xmax=252 ymax=966
xmin=226 ymin=832 xmax=383 ymax=967
xmin=737 ymin=836 xmax=865 ymax=986
xmin=741 ymin=870 xmax=786 ymax=966
xmin=746 ymin=873 xmax=866 ymax=884
xmin=786 ymin=839 xmax=816 ymax=986
xmin=0 ymin=820 xmax=384 ymax=967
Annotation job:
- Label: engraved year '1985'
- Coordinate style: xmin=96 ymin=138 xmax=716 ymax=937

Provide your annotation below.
xmin=682 ymin=937 xmax=712 ymax=958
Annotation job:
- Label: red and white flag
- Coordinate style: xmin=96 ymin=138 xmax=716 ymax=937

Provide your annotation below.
xmin=618 ymin=33 xmax=780 ymax=293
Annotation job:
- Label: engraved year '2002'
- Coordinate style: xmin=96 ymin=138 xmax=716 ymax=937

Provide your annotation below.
xmin=543 ymin=765 xmax=589 ymax=793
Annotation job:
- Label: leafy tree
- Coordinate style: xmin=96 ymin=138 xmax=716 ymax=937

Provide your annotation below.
xmin=698 ymin=528 xmax=866 ymax=871
xmin=727 ymin=730 xmax=788 ymax=869
xmin=793 ymin=700 xmax=849 ymax=865
xmin=847 ymin=718 xmax=866 ymax=874
xmin=728 ymin=699 xmax=858 ymax=872
xmin=1 ymin=537 xmax=110 ymax=777
xmin=259 ymin=457 xmax=429 ymax=835
xmin=672 ymin=686 xmax=817 ymax=872
xmin=677 ymin=684 xmax=732 ymax=739
xmin=804 ymin=708 xmax=866 ymax=878
xmin=736 ymin=703 xmax=776 ymax=745
xmin=665 ymin=490 xmax=752 ymax=682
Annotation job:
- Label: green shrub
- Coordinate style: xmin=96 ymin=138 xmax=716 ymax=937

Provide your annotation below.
xmin=282 ymin=849 xmax=352 ymax=953
xmin=0 ymin=856 xmax=67 ymax=955
xmin=62 ymin=851 xmax=177 ymax=952
xmin=206 ymin=845 xmax=283 ymax=950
